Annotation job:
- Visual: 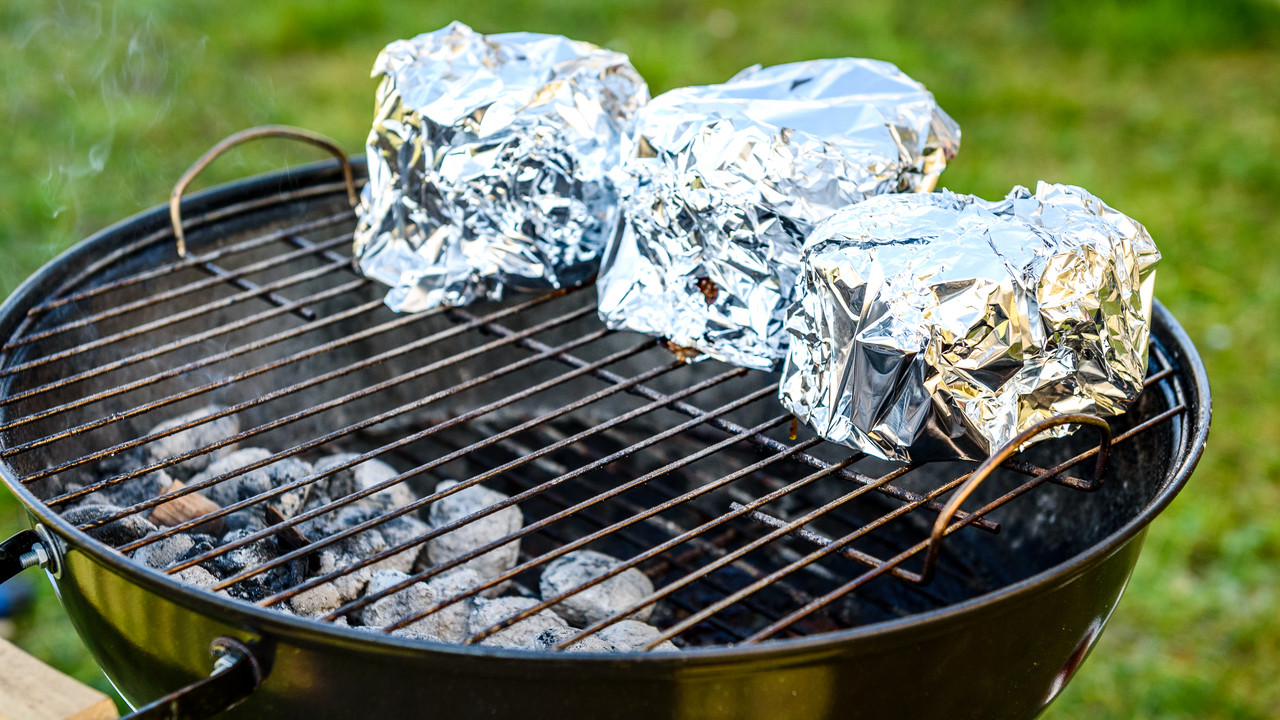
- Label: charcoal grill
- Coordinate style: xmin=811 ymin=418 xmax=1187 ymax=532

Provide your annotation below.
xmin=0 ymin=130 xmax=1209 ymax=720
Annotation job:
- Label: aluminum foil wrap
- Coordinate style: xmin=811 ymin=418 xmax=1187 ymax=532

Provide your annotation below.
xmin=354 ymin=22 xmax=649 ymax=311
xmin=596 ymin=58 xmax=961 ymax=371
xmin=780 ymin=182 xmax=1160 ymax=462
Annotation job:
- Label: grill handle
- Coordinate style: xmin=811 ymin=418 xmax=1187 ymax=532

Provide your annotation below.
xmin=0 ymin=534 xmax=268 ymax=718
xmin=917 ymin=414 xmax=1113 ymax=585
xmin=124 ymin=636 xmax=268 ymax=720
xmin=0 ymin=530 xmax=45 ymax=585
xmin=169 ymin=125 xmax=358 ymax=257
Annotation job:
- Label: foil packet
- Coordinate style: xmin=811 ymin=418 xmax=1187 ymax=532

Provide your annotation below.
xmin=779 ymin=182 xmax=1160 ymax=462
xmin=354 ymin=22 xmax=649 ymax=312
xmin=596 ymin=58 xmax=961 ymax=371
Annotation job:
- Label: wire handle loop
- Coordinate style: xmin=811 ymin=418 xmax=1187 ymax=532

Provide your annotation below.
xmin=917 ymin=414 xmax=1113 ymax=584
xmin=169 ymin=125 xmax=357 ymax=257
xmin=125 ymin=636 xmax=269 ymax=720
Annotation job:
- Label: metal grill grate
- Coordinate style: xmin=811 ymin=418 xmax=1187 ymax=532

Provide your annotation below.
xmin=0 ymin=183 xmax=1190 ymax=652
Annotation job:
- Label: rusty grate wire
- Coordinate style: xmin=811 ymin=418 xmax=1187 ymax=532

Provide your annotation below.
xmin=0 ymin=184 xmax=1191 ymax=652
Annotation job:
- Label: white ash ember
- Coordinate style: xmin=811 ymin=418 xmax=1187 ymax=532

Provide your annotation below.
xmin=528 ymin=620 xmax=678 ymax=653
xmin=175 ymin=566 xmax=227 ymax=597
xmin=594 ymin=620 xmax=677 ymax=652
xmin=311 ymin=549 xmax=374 ymax=605
xmin=101 ymin=469 xmax=174 ymax=510
xmin=61 ymin=503 xmax=158 ymax=546
xmin=325 ymin=515 xmax=425 ymax=576
xmin=426 ymin=480 xmax=523 ymax=597
xmin=297 ymin=503 xmax=381 ymax=539
xmin=289 ymin=580 xmax=344 ymax=617
xmin=533 ymin=626 xmax=615 ymax=653
xmin=142 ymin=405 xmax=239 ymax=479
xmin=539 ymin=550 xmax=655 ymax=626
xmin=131 ymin=533 xmax=195 ymax=569
xmin=296 ymin=454 xmax=426 ymax=578
xmin=195 ymin=449 xmax=313 ymax=530
xmin=208 ymin=528 xmax=290 ymax=601
xmin=467 ymin=596 xmax=568 ymax=649
xmin=311 ymin=454 xmax=413 ymax=511
xmin=358 ymin=568 xmax=480 ymax=642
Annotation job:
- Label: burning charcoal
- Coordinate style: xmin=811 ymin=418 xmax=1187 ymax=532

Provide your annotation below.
xmin=221 ymin=574 xmax=287 ymax=602
xmin=182 ymin=534 xmax=218 ymax=562
xmin=210 ymin=529 xmax=278 ymax=574
xmin=350 ymin=623 xmax=441 ymax=643
xmin=197 ymin=447 xmax=272 ymax=480
xmin=467 ymin=596 xmax=568 ymax=649
xmin=209 ymin=528 xmax=287 ymax=601
xmin=315 ymin=550 xmax=373 ymax=604
xmin=298 ymin=503 xmax=382 ymax=540
xmin=175 ymin=565 xmax=221 ymax=589
xmin=426 ymin=480 xmax=522 ymax=596
xmin=143 ymin=405 xmax=239 ymax=479
xmin=352 ymin=530 xmax=407 ymax=574
xmin=358 ymin=570 xmax=428 ymax=626
xmin=594 ymin=620 xmax=678 ymax=652
xmin=131 ymin=533 xmax=196 ymax=570
xmin=264 ymin=505 xmax=314 ymax=590
xmin=61 ymin=503 xmax=157 ymax=546
xmin=260 ymin=459 xmax=316 ymax=518
xmin=533 ymin=626 xmax=616 ymax=653
xmin=539 ymin=550 xmax=655 ymax=626
xmin=317 ymin=518 xmax=425 ymax=580
xmin=359 ymin=569 xmax=472 ymax=642
xmin=313 ymin=453 xmax=413 ymax=511
xmin=389 ymin=628 xmax=443 ymax=642
xmin=191 ymin=448 xmax=271 ymax=530
xmin=289 ymin=582 xmax=343 ymax=616
xmin=194 ymin=448 xmax=313 ymax=528
xmin=99 ymin=469 xmax=173 ymax=510
xmin=422 ymin=568 xmax=485 ymax=639
xmin=374 ymin=514 xmax=429 ymax=572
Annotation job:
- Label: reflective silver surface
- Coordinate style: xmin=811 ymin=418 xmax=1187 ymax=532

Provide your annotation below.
xmin=597 ymin=58 xmax=960 ymax=370
xmin=354 ymin=22 xmax=648 ymax=311
xmin=780 ymin=183 xmax=1159 ymax=461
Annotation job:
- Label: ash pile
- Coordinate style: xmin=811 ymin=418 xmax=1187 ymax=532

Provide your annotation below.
xmin=58 ymin=405 xmax=675 ymax=653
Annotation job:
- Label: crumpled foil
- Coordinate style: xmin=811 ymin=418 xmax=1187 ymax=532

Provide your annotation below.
xmin=596 ymin=58 xmax=961 ymax=371
xmin=779 ymin=182 xmax=1160 ymax=462
xmin=353 ymin=22 xmax=649 ymax=311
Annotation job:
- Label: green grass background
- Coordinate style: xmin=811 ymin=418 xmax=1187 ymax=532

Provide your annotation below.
xmin=1 ymin=1 xmax=1277 ymax=717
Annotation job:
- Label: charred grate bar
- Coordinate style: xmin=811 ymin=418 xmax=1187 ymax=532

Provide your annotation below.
xmin=0 ymin=184 xmax=1193 ymax=653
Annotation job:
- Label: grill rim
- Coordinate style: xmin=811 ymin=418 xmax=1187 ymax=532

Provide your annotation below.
xmin=0 ymin=158 xmax=1211 ymax=663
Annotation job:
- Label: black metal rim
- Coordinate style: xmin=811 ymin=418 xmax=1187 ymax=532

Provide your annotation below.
xmin=0 ymin=159 xmax=1212 ymax=666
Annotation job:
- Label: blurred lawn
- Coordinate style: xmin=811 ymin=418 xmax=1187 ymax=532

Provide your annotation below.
xmin=1 ymin=0 xmax=1278 ymax=717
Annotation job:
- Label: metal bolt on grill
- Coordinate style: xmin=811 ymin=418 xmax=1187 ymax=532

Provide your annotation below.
xmin=0 ymin=167 xmax=1191 ymax=655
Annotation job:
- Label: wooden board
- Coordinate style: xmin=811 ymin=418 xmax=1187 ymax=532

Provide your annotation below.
xmin=0 ymin=637 xmax=118 ymax=720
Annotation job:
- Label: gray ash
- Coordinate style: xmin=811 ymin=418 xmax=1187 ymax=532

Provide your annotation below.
xmin=53 ymin=407 xmax=675 ymax=653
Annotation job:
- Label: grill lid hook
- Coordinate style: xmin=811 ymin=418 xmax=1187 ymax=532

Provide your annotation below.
xmin=169 ymin=125 xmax=358 ymax=257
xmin=917 ymin=414 xmax=1114 ymax=585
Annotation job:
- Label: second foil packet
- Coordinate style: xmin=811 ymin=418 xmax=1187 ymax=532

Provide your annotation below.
xmin=596 ymin=58 xmax=961 ymax=371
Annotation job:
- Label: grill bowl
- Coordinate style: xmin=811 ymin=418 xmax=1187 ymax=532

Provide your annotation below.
xmin=0 ymin=158 xmax=1209 ymax=719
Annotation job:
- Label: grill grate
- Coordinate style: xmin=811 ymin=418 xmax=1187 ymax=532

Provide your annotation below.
xmin=0 ymin=185 xmax=1190 ymax=652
